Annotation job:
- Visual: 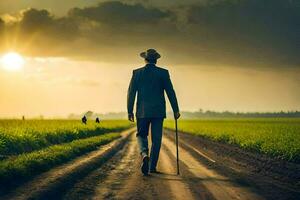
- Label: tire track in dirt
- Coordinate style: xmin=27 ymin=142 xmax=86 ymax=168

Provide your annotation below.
xmin=64 ymin=133 xmax=201 ymax=200
xmin=87 ymin=136 xmax=172 ymax=200
xmin=104 ymin=133 xmax=203 ymax=200
xmin=59 ymin=132 xmax=264 ymax=200
xmin=160 ymin=144 xmax=216 ymax=200
xmin=62 ymin=135 xmax=137 ymax=200
xmin=163 ymin=136 xmax=264 ymax=200
xmin=158 ymin=148 xmax=198 ymax=200
xmin=63 ymin=134 xmax=175 ymax=200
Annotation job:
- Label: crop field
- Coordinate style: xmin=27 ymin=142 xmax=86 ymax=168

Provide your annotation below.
xmin=0 ymin=120 xmax=132 ymax=185
xmin=0 ymin=120 xmax=132 ymax=156
xmin=164 ymin=118 xmax=300 ymax=163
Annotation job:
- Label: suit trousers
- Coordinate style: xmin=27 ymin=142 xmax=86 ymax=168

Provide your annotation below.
xmin=136 ymin=117 xmax=164 ymax=170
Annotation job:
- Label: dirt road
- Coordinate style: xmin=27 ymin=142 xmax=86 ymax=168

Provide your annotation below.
xmin=62 ymin=133 xmax=263 ymax=200
xmin=3 ymin=129 xmax=298 ymax=200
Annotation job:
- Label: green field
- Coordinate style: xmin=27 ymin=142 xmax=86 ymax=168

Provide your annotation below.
xmin=0 ymin=120 xmax=132 ymax=156
xmin=0 ymin=133 xmax=121 ymax=185
xmin=0 ymin=119 xmax=132 ymax=186
xmin=164 ymin=118 xmax=300 ymax=163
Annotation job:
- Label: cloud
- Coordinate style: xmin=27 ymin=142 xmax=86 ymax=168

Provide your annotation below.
xmin=0 ymin=0 xmax=299 ymax=68
xmin=20 ymin=8 xmax=53 ymax=30
xmin=69 ymin=1 xmax=172 ymax=25
xmin=183 ymin=0 xmax=300 ymax=67
xmin=18 ymin=8 xmax=79 ymax=39
xmin=0 ymin=1 xmax=178 ymax=61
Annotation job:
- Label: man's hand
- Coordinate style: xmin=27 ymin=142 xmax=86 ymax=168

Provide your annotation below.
xmin=128 ymin=113 xmax=135 ymax=122
xmin=174 ymin=112 xmax=181 ymax=120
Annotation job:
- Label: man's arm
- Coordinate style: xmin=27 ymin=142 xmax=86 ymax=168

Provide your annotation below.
xmin=164 ymin=70 xmax=180 ymax=118
xmin=127 ymin=70 xmax=137 ymax=121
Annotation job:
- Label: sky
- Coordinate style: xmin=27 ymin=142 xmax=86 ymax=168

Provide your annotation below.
xmin=0 ymin=0 xmax=299 ymax=117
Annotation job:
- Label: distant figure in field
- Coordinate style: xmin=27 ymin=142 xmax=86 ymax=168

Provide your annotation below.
xmin=96 ymin=117 xmax=100 ymax=123
xmin=127 ymin=49 xmax=180 ymax=175
xmin=82 ymin=115 xmax=87 ymax=124
xmin=22 ymin=116 xmax=25 ymax=121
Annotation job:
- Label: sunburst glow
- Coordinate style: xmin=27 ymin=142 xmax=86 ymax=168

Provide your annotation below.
xmin=1 ymin=52 xmax=25 ymax=71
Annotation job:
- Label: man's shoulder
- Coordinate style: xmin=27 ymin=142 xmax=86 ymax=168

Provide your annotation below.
xmin=155 ymin=66 xmax=169 ymax=77
xmin=133 ymin=66 xmax=145 ymax=73
xmin=132 ymin=65 xmax=169 ymax=75
xmin=155 ymin=66 xmax=168 ymax=73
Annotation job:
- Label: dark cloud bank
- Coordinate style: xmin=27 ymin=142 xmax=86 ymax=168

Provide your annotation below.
xmin=0 ymin=0 xmax=299 ymax=68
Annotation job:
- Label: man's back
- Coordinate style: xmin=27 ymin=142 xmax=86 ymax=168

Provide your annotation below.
xmin=127 ymin=48 xmax=180 ymax=175
xmin=127 ymin=63 xmax=179 ymax=118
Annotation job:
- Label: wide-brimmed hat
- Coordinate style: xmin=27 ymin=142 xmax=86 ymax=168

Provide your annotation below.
xmin=140 ymin=49 xmax=161 ymax=60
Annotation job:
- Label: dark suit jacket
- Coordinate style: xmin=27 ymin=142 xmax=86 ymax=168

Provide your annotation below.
xmin=127 ymin=64 xmax=179 ymax=118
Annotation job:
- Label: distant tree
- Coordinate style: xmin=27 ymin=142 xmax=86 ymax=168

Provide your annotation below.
xmin=167 ymin=110 xmax=300 ymax=119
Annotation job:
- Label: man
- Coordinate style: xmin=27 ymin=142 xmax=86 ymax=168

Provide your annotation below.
xmin=127 ymin=49 xmax=180 ymax=175
xmin=96 ymin=117 xmax=100 ymax=123
xmin=82 ymin=115 xmax=87 ymax=124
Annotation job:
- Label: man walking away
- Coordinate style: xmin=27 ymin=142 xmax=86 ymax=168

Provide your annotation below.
xmin=127 ymin=49 xmax=180 ymax=175
xmin=82 ymin=115 xmax=87 ymax=124
xmin=96 ymin=117 xmax=100 ymax=123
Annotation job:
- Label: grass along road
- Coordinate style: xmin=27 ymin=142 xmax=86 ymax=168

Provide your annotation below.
xmin=0 ymin=132 xmax=121 ymax=191
xmin=164 ymin=118 xmax=300 ymax=162
xmin=0 ymin=120 xmax=133 ymax=194
xmin=0 ymin=120 xmax=132 ymax=157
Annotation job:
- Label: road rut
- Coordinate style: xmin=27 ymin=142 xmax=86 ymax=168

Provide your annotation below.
xmin=62 ymin=133 xmax=263 ymax=200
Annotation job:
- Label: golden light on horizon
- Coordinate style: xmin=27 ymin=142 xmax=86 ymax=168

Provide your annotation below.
xmin=1 ymin=52 xmax=25 ymax=71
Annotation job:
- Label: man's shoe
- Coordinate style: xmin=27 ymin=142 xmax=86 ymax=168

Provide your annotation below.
xmin=141 ymin=155 xmax=149 ymax=175
xmin=149 ymin=169 xmax=160 ymax=174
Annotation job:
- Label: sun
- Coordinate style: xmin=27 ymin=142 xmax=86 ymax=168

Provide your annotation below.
xmin=1 ymin=52 xmax=25 ymax=71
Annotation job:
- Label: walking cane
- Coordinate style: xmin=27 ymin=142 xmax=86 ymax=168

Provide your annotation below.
xmin=175 ymin=118 xmax=180 ymax=175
